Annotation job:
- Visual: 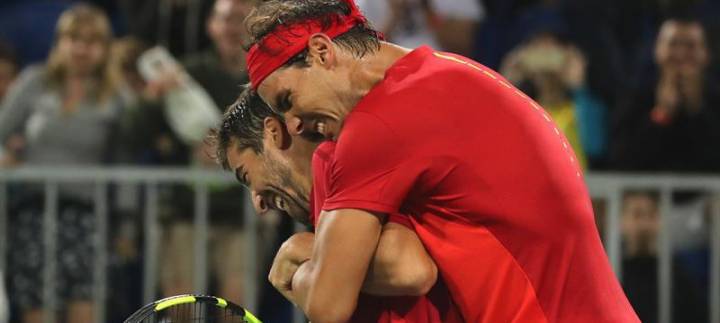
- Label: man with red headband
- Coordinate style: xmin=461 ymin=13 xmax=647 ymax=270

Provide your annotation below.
xmin=244 ymin=1 xmax=639 ymax=322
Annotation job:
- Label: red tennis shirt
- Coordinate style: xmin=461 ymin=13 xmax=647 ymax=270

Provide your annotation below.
xmin=311 ymin=141 xmax=462 ymax=323
xmin=321 ymin=46 xmax=639 ymax=323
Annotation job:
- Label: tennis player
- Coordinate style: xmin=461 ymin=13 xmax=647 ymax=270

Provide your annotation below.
xmin=243 ymin=0 xmax=639 ymax=322
xmin=214 ymin=90 xmax=461 ymax=321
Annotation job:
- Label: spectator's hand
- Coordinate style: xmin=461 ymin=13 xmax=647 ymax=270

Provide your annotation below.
xmin=142 ymin=68 xmax=183 ymax=101
xmin=499 ymin=49 xmax=528 ymax=85
xmin=562 ymin=47 xmax=587 ymax=90
xmin=269 ymin=232 xmax=314 ymax=302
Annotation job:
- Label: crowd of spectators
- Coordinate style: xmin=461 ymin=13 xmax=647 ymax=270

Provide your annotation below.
xmin=1 ymin=0 xmax=719 ymax=322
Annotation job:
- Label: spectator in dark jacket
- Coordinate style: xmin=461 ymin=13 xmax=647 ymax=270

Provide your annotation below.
xmin=610 ymin=17 xmax=720 ymax=172
xmin=621 ymin=191 xmax=708 ymax=323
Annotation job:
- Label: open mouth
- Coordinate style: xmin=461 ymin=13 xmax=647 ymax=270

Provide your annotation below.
xmin=270 ymin=186 xmax=311 ymax=218
xmin=299 ymin=114 xmax=337 ymax=142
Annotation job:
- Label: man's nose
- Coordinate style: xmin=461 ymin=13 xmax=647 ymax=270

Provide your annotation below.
xmin=252 ymin=191 xmax=269 ymax=214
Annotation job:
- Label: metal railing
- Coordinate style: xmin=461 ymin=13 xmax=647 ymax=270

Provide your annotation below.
xmin=0 ymin=167 xmax=257 ymax=323
xmin=0 ymin=168 xmax=719 ymax=323
xmin=587 ymin=174 xmax=720 ymax=323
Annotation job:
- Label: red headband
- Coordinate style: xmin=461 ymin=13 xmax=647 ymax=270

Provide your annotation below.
xmin=246 ymin=0 xmax=370 ymax=90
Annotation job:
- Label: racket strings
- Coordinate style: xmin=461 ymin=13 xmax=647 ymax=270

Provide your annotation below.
xmin=142 ymin=301 xmax=246 ymax=323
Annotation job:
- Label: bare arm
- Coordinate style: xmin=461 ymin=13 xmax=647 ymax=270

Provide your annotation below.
xmin=362 ymin=222 xmax=437 ymax=296
xmin=290 ymin=209 xmax=383 ymax=323
xmin=275 ymin=221 xmax=437 ymax=297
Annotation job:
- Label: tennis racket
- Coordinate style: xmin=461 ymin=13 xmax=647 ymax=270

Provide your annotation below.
xmin=124 ymin=294 xmax=262 ymax=323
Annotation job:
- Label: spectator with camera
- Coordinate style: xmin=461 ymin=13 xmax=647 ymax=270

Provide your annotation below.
xmin=501 ymin=31 xmax=608 ymax=169
xmin=110 ymin=0 xmax=256 ymax=310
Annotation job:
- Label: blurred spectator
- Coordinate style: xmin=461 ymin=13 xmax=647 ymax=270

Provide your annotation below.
xmin=0 ymin=4 xmax=120 ymax=323
xmin=357 ymin=0 xmax=484 ymax=56
xmin=501 ymin=32 xmax=608 ymax=168
xmin=119 ymin=0 xmax=214 ymax=57
xmin=610 ymin=18 xmax=720 ymax=172
xmin=0 ymin=41 xmax=18 ymax=102
xmin=110 ymin=0 xmax=254 ymax=308
xmin=109 ymin=39 xmax=191 ymax=165
xmin=474 ymin=0 xmax=564 ymax=69
xmin=183 ymin=0 xmax=251 ymax=106
xmin=620 ymin=190 xmax=708 ymax=323
xmin=560 ymin=0 xmax=650 ymax=111
xmin=0 ymin=41 xmax=19 ymax=167
xmin=160 ymin=0 xmax=254 ymax=305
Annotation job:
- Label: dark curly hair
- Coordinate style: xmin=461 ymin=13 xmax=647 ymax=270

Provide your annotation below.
xmin=243 ymin=0 xmax=381 ymax=66
xmin=211 ymin=86 xmax=283 ymax=170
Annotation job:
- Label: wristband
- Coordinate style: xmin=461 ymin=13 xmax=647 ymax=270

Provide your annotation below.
xmin=651 ymin=107 xmax=673 ymax=126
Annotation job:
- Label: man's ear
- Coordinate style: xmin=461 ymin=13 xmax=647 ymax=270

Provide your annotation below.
xmin=264 ymin=117 xmax=291 ymax=150
xmin=307 ymin=33 xmax=336 ymax=68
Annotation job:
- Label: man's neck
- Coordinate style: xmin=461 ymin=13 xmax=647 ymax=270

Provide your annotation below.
xmin=346 ymin=42 xmax=411 ymax=108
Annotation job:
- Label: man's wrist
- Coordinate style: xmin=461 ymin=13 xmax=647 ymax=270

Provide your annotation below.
xmin=283 ymin=232 xmax=314 ymax=264
xmin=290 ymin=260 xmax=313 ymax=309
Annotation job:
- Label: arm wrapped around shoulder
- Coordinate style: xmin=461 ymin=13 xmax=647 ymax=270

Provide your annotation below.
xmin=363 ymin=221 xmax=438 ymax=296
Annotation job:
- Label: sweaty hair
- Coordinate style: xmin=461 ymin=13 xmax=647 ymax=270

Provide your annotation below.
xmin=212 ymin=87 xmax=283 ymax=170
xmin=243 ymin=0 xmax=381 ymax=66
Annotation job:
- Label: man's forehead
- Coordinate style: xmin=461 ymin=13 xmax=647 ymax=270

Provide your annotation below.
xmin=661 ymin=21 xmax=704 ymax=38
xmin=257 ymin=67 xmax=302 ymax=107
xmin=227 ymin=144 xmax=256 ymax=170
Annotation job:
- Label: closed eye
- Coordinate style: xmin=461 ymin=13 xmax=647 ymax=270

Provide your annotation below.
xmin=234 ymin=167 xmax=250 ymax=187
xmin=274 ymin=90 xmax=292 ymax=113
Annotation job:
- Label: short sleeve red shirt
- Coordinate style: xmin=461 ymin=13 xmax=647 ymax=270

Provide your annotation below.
xmin=322 ymin=46 xmax=639 ymax=323
xmin=310 ymin=141 xmax=462 ymax=323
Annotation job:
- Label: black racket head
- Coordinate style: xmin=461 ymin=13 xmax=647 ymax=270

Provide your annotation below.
xmin=124 ymin=294 xmax=261 ymax=323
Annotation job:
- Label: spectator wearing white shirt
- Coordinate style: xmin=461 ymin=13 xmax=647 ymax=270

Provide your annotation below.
xmin=356 ymin=0 xmax=484 ymax=56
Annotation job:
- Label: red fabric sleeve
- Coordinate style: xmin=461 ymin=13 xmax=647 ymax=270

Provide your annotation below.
xmin=323 ymin=112 xmax=424 ymax=215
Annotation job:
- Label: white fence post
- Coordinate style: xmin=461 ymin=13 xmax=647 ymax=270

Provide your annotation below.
xmin=42 ymin=182 xmax=58 ymax=323
xmin=94 ymin=182 xmax=109 ymax=323
xmin=711 ymin=194 xmax=720 ymax=323
xmin=193 ymin=182 xmax=209 ymax=295
xmin=143 ymin=183 xmax=160 ymax=305
xmin=658 ymin=188 xmax=673 ymax=323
